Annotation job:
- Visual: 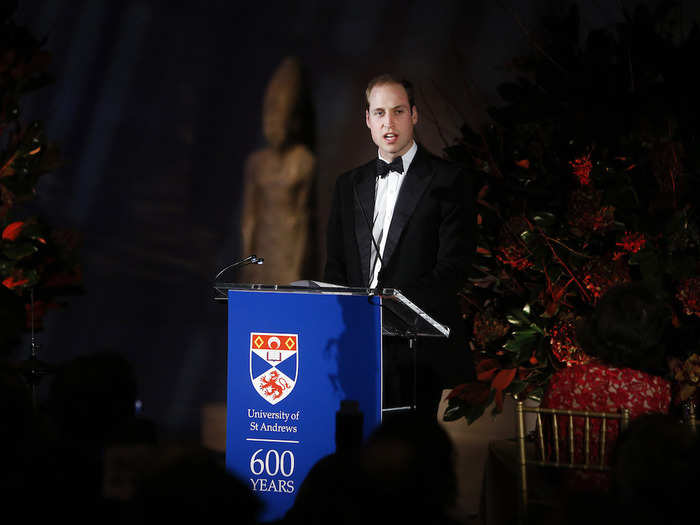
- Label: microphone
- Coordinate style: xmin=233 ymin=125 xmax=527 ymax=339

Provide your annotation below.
xmin=353 ymin=180 xmax=383 ymax=288
xmin=214 ymin=254 xmax=264 ymax=281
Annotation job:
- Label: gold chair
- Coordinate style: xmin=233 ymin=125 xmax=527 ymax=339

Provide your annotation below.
xmin=514 ymin=399 xmax=630 ymax=524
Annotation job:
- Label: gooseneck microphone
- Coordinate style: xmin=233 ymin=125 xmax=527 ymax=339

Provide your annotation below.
xmin=353 ymin=180 xmax=383 ymax=288
xmin=214 ymin=254 xmax=264 ymax=281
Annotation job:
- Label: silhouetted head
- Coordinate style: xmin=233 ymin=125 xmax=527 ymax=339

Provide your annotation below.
xmin=358 ymin=412 xmax=458 ymax=521
xmin=130 ymin=447 xmax=261 ymax=525
xmin=577 ymin=282 xmax=671 ymax=375
xmin=610 ymin=413 xmax=700 ymax=524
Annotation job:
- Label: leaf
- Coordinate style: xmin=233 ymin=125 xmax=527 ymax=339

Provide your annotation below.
xmin=493 ymin=389 xmax=505 ymax=413
xmin=443 ymin=402 xmax=467 ymax=422
xmin=503 ymin=328 xmax=541 ymax=358
xmin=2 ymin=241 xmax=38 ymax=260
xmin=506 ymin=379 xmax=529 ymax=396
xmin=447 ymin=381 xmax=491 ymax=405
xmin=492 ymin=368 xmax=517 ymax=391
xmin=520 ymin=229 xmax=537 ymax=245
xmin=470 ymin=275 xmax=498 ymax=288
xmin=477 ymin=367 xmax=499 ymax=382
xmin=1 ymin=221 xmax=24 ymax=240
xmin=443 ymin=384 xmax=495 ymax=424
xmin=477 ymin=184 xmax=489 ymax=200
xmin=542 ymin=298 xmax=560 ymax=318
xmin=467 ymin=389 xmax=496 ymax=424
xmin=476 ymin=358 xmax=502 ymax=375
xmin=506 ymin=313 xmax=523 ymax=325
xmin=466 ymin=404 xmax=488 ymax=424
xmin=527 ymin=387 xmax=544 ymax=403
xmin=532 ymin=212 xmax=557 ymax=228
xmin=507 ymin=307 xmax=531 ymax=325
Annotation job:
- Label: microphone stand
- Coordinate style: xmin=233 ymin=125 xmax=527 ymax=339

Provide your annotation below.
xmin=213 ymin=254 xmax=264 ymax=300
xmin=214 ymin=254 xmax=264 ymax=282
xmin=25 ymin=288 xmax=50 ymax=409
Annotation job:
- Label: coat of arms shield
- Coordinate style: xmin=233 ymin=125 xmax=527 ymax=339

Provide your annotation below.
xmin=249 ymin=332 xmax=298 ymax=405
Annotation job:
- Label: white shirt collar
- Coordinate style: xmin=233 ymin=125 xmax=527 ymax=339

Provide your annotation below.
xmin=377 ymin=141 xmax=418 ymax=173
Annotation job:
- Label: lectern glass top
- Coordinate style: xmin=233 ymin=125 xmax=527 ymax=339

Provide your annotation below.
xmin=214 ymin=281 xmax=373 ymax=297
xmin=214 ymin=281 xmax=449 ymax=339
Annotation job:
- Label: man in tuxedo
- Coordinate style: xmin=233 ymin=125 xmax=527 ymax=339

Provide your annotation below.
xmin=323 ymin=74 xmax=476 ymax=419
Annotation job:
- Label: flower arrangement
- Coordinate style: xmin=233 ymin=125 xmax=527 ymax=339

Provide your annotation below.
xmin=443 ymin=3 xmax=700 ymax=423
xmin=1 ymin=8 xmax=82 ymax=357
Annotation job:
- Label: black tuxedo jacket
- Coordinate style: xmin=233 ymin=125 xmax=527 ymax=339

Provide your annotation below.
xmin=323 ymin=145 xmax=476 ymax=387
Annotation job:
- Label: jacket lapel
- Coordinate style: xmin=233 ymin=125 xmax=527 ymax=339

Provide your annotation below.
xmin=382 ymin=146 xmax=433 ymax=268
xmin=353 ymin=164 xmax=375 ymax=287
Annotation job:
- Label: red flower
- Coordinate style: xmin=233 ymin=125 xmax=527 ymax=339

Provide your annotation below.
xmin=591 ymin=205 xmax=615 ymax=231
xmin=496 ymin=216 xmax=533 ymax=270
xmin=2 ymin=221 xmax=24 ymax=241
xmin=582 ymin=258 xmax=631 ymax=302
xmin=472 ymin=311 xmax=510 ymax=348
xmin=570 ymin=153 xmax=592 ymax=186
xmin=2 ymin=273 xmax=28 ymax=289
xmin=496 ymin=245 xmax=533 ymax=270
xmin=549 ymin=317 xmax=591 ymax=366
xmin=616 ymin=231 xmax=647 ymax=253
xmin=567 ymin=188 xmax=615 ymax=234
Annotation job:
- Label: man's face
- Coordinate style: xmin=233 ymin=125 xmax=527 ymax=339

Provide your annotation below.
xmin=365 ymin=82 xmax=418 ymax=161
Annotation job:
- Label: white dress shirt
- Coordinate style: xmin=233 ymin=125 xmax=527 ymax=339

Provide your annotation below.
xmin=369 ymin=141 xmax=418 ymax=288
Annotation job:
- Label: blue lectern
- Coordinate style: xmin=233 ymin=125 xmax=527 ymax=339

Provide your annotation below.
xmin=214 ymin=282 xmax=449 ymax=522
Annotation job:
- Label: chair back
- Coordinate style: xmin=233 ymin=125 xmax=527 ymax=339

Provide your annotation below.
xmin=515 ymin=399 xmax=630 ymax=523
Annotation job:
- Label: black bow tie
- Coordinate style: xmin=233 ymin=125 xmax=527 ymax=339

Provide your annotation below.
xmin=376 ymin=156 xmax=404 ymax=178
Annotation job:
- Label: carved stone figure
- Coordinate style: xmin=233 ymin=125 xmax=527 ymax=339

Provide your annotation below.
xmin=240 ymin=57 xmax=317 ymax=284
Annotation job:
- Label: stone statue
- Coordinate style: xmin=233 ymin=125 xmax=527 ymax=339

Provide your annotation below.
xmin=240 ymin=57 xmax=317 ymax=285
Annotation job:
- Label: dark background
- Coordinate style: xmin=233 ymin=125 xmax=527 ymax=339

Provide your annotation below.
xmin=11 ymin=0 xmax=686 ymax=441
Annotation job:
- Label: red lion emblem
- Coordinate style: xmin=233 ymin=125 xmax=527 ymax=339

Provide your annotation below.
xmin=258 ymin=370 xmax=290 ymax=400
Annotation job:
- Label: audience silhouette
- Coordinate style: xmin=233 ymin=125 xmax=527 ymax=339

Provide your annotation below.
xmin=552 ymin=413 xmax=699 ymax=525
xmin=609 ymin=413 xmax=699 ymax=525
xmin=3 ymin=339 xmax=695 ymax=525
xmin=285 ymin=410 xmax=460 ymax=525
xmin=127 ymin=445 xmax=262 ymax=525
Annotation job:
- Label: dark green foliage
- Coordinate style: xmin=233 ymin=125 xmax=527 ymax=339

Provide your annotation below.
xmin=0 ymin=6 xmax=82 ymax=358
xmin=444 ymin=2 xmax=700 ymax=423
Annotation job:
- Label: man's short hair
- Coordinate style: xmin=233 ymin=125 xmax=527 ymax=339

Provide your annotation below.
xmin=364 ymin=74 xmax=416 ymax=111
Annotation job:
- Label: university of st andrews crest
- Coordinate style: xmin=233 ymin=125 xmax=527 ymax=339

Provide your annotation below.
xmin=249 ymin=332 xmax=298 ymax=405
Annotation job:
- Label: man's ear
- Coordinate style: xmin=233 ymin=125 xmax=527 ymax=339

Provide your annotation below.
xmin=411 ymin=106 xmax=418 ymax=125
xmin=366 ymin=109 xmax=371 ymax=129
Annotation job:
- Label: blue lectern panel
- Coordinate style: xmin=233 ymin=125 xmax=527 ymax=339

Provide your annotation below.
xmin=225 ymin=290 xmax=382 ymax=522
